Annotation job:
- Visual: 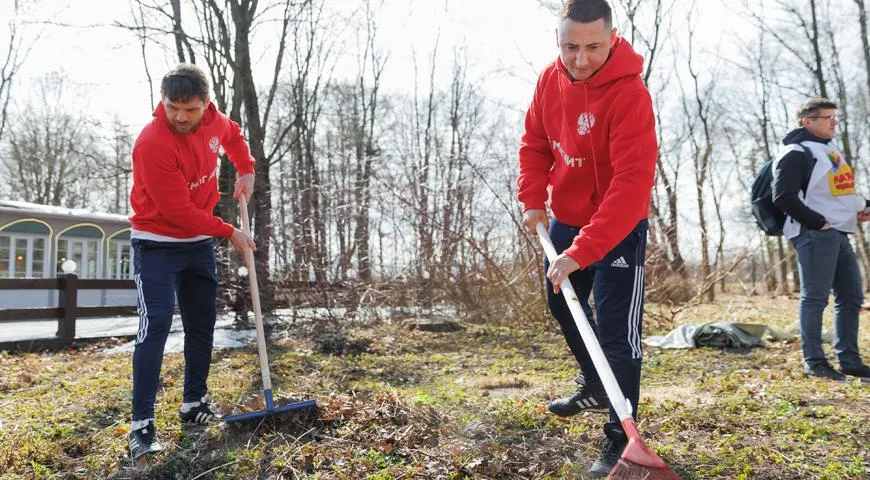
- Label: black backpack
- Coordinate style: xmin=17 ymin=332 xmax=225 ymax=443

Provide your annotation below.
xmin=750 ymin=145 xmax=812 ymax=236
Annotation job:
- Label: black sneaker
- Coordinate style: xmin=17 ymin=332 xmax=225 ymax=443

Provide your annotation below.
xmin=841 ymin=364 xmax=870 ymax=382
xmin=588 ymin=424 xmax=628 ymax=478
xmin=129 ymin=421 xmax=163 ymax=459
xmin=179 ymin=400 xmax=223 ymax=424
xmin=804 ymin=362 xmax=847 ymax=381
xmin=547 ymin=384 xmax=609 ymax=417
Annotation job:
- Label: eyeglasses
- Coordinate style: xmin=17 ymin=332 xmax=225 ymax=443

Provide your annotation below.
xmin=806 ymin=114 xmax=838 ymax=121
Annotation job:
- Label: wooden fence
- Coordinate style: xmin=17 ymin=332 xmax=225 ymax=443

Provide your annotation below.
xmin=0 ymin=275 xmax=136 ymax=351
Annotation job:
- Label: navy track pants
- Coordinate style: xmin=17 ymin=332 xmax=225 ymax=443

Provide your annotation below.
xmin=131 ymin=238 xmax=218 ymax=421
xmin=546 ymin=219 xmax=647 ymax=426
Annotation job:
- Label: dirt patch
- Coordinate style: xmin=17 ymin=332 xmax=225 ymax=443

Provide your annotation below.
xmin=643 ymin=383 xmax=716 ymax=407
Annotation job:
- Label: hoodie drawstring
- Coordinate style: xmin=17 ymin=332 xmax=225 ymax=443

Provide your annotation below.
xmin=583 ymin=83 xmax=601 ymax=199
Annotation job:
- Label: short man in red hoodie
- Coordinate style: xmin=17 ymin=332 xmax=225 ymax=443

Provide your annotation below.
xmin=127 ymin=63 xmax=257 ymax=459
xmin=517 ymin=0 xmax=657 ymax=476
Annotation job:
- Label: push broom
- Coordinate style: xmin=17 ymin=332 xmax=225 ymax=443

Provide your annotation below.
xmin=536 ymin=223 xmax=680 ymax=479
xmin=224 ymin=196 xmax=317 ymax=424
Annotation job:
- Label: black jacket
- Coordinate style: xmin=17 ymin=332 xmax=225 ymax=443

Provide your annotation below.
xmin=771 ymin=128 xmax=827 ymax=230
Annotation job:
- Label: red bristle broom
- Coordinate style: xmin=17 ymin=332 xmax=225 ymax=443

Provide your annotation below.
xmin=536 ymin=223 xmax=680 ymax=479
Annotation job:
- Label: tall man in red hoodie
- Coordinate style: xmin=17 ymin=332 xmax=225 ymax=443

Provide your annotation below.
xmin=127 ymin=63 xmax=257 ymax=459
xmin=517 ymin=1 xmax=657 ymax=476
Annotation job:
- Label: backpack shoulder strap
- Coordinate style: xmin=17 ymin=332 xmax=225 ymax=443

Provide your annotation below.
xmin=795 ymin=143 xmax=817 ymax=193
xmin=773 ymin=143 xmax=804 ymax=165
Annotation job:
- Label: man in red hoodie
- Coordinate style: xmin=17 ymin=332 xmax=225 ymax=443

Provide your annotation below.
xmin=517 ymin=0 xmax=657 ymax=476
xmin=127 ymin=63 xmax=257 ymax=460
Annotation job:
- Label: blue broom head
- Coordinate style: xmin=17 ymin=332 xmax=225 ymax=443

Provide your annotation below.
xmin=224 ymin=399 xmax=317 ymax=424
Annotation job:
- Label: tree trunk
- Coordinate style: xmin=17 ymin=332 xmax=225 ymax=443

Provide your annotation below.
xmin=764 ymin=238 xmax=777 ymax=293
xmin=777 ymin=237 xmax=790 ymax=294
xmin=808 ymin=0 xmax=827 ymax=97
xmin=853 ymin=0 xmax=870 ymax=288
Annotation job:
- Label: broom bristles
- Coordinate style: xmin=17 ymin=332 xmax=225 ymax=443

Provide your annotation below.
xmin=607 ymin=459 xmax=682 ymax=479
xmin=607 ymin=421 xmax=681 ymax=479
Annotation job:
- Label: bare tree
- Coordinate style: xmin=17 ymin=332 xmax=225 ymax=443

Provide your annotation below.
xmin=126 ymin=1 xmax=155 ymax=110
xmin=819 ymin=4 xmax=870 ymax=288
xmin=855 ymin=0 xmax=870 ymax=100
xmin=351 ymin=0 xmax=387 ymax=282
xmin=169 ymin=0 xmax=195 ymax=63
xmin=734 ymin=0 xmax=841 ymax=294
xmin=0 ymin=1 xmax=33 ymax=143
xmin=120 ymin=0 xmax=308 ymax=312
xmin=615 ymin=0 xmax=687 ymax=279
xmin=616 ymin=0 xmax=674 ymax=84
xmin=3 ymin=73 xmax=102 ymax=208
xmin=679 ymin=4 xmax=717 ymax=301
xmin=850 ymin=0 xmax=870 ymax=284
xmin=316 ymin=0 xmax=387 ymax=282
xmin=440 ymin=48 xmax=480 ymax=275
xmin=191 ymin=0 xmax=299 ymax=302
xmin=405 ymin=37 xmax=442 ymax=283
xmin=283 ymin=0 xmax=337 ymax=283
xmin=747 ymin=0 xmax=829 ymax=97
xmin=730 ymin=11 xmax=792 ymax=294
xmin=106 ymin=117 xmax=134 ymax=214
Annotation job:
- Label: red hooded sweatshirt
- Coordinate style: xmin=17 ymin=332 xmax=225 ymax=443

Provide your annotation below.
xmin=129 ymin=102 xmax=256 ymax=239
xmin=518 ymin=37 xmax=657 ymax=268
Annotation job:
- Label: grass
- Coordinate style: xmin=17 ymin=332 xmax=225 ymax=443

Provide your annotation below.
xmin=0 ymin=293 xmax=868 ymax=479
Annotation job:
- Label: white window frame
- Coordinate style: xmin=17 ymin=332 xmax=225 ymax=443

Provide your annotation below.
xmin=0 ymin=233 xmax=50 ymax=278
xmin=107 ymin=239 xmax=133 ymax=280
xmin=57 ymin=237 xmax=102 ymax=279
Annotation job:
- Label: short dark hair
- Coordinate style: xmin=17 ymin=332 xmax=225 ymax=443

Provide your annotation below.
xmin=560 ymin=0 xmax=612 ymax=28
xmin=796 ymin=97 xmax=837 ymax=125
xmin=160 ymin=63 xmax=210 ymax=103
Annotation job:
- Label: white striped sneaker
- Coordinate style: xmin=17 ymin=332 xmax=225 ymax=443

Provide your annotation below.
xmin=547 ymin=385 xmax=610 ymax=417
xmin=129 ymin=421 xmax=163 ymax=459
xmin=179 ymin=401 xmax=223 ymax=425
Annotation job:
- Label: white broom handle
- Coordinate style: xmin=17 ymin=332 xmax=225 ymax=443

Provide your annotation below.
xmin=535 ymin=222 xmax=633 ymax=421
xmin=238 ymin=195 xmax=272 ymax=393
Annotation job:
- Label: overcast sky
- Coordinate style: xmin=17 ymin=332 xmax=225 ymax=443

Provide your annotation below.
xmin=2 ymin=0 xmax=743 ymax=134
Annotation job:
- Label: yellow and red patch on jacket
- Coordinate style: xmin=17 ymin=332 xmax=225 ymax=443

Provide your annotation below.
xmin=827 ymin=151 xmax=856 ymax=196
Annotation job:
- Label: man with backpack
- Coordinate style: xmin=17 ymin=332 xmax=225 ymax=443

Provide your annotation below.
xmin=771 ymin=97 xmax=870 ymax=382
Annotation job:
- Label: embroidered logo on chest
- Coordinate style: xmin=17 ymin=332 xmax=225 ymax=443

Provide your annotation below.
xmin=208 ymin=136 xmax=220 ymax=153
xmin=577 ymin=112 xmax=596 ymax=136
